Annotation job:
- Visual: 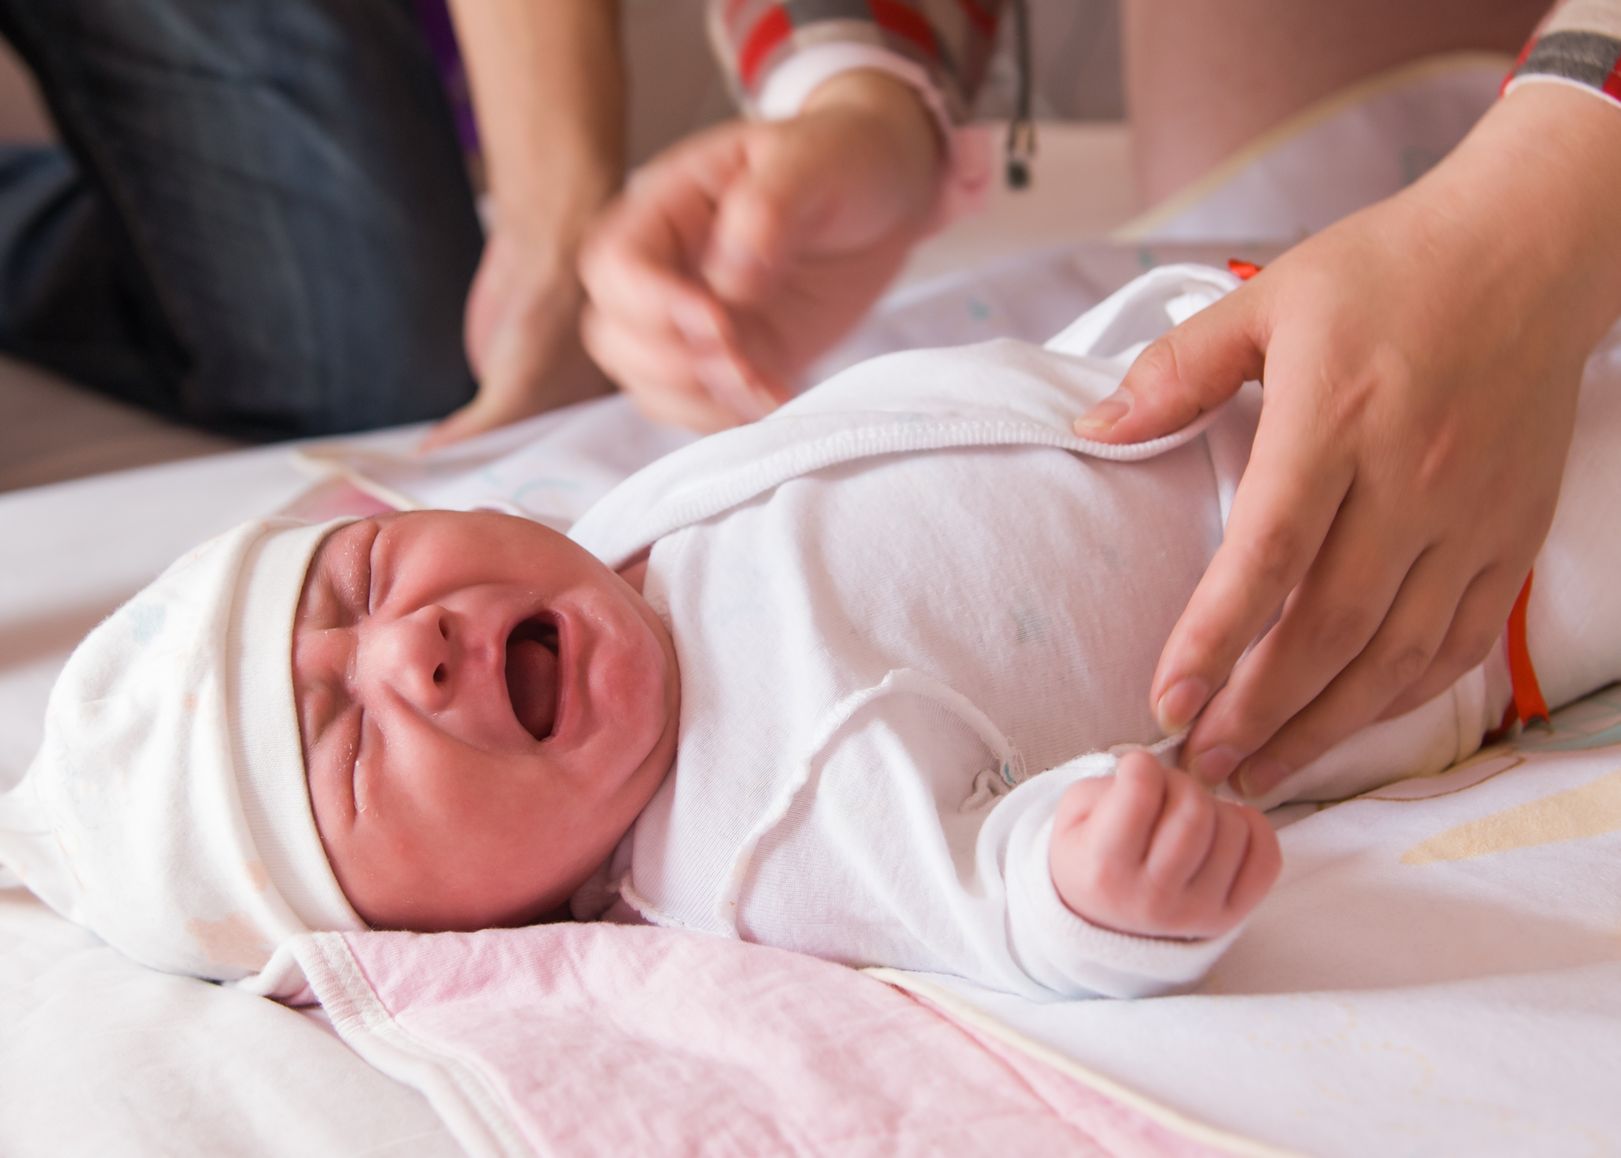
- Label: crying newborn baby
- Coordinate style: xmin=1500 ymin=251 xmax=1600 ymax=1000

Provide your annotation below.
xmin=7 ymin=266 xmax=1617 ymax=1002
xmin=290 ymin=509 xmax=679 ymax=934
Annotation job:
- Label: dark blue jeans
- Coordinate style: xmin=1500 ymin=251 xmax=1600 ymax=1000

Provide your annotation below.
xmin=0 ymin=0 xmax=482 ymax=438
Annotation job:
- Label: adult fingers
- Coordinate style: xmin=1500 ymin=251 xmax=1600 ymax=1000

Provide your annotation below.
xmin=1152 ymin=392 xmax=1353 ymax=736
xmin=580 ymin=214 xmax=733 ymax=356
xmin=1182 ymin=485 xmax=1426 ymax=786
xmin=424 ymin=317 xmax=605 ymax=451
xmin=1074 ymin=287 xmax=1267 ymax=443
xmin=581 ymin=305 xmax=758 ymax=431
xmin=423 ymin=394 xmax=528 ymax=451
xmin=625 ymin=377 xmax=745 ymax=433
xmin=1378 ymin=562 xmax=1528 ymax=721
xmin=1224 ymin=546 xmax=1477 ymax=797
xmin=702 ymin=128 xmax=838 ymax=307
xmin=580 ymin=131 xmax=750 ymax=352
xmin=582 ymin=228 xmax=790 ymax=416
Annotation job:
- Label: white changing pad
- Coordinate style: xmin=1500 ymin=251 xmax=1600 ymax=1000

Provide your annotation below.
xmin=879 ymin=689 xmax=1621 ymax=1156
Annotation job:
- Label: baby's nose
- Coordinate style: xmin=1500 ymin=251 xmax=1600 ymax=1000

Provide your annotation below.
xmin=359 ymin=606 xmax=452 ymax=709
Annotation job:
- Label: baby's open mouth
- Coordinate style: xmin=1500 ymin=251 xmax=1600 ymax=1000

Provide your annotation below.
xmin=505 ymin=617 xmax=561 ymax=742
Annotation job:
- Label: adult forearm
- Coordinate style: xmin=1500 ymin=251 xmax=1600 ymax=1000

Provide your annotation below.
xmin=1501 ymin=0 xmax=1621 ymax=339
xmin=446 ymin=0 xmax=625 ymax=227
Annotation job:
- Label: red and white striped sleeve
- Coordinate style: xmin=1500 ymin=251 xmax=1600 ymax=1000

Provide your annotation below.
xmin=706 ymin=1 xmax=1013 ymax=225
xmin=707 ymin=0 xmax=1007 ymax=123
xmin=1504 ymin=0 xmax=1621 ymax=110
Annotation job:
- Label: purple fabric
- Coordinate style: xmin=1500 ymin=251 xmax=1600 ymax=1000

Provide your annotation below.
xmin=414 ymin=0 xmax=479 ymax=154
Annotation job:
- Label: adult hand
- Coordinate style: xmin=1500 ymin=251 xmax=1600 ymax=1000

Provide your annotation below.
xmin=579 ymin=70 xmax=945 ymax=431
xmin=1074 ymin=84 xmax=1621 ymax=799
xmin=428 ymin=0 xmax=623 ymax=450
xmin=1049 ymin=753 xmax=1280 ymax=940
xmin=422 ymin=220 xmax=611 ymax=450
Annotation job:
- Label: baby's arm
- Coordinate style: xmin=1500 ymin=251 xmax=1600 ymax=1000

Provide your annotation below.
xmin=1050 ymin=752 xmax=1280 ymax=941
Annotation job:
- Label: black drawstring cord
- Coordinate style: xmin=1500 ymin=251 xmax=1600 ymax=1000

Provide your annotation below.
xmin=1005 ymin=0 xmax=1036 ymax=188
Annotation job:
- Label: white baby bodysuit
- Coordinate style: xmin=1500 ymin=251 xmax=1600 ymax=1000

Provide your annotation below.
xmin=567 ymin=266 xmax=1508 ymax=1000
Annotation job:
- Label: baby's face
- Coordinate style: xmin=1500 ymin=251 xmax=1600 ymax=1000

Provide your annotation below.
xmin=292 ymin=510 xmax=678 ymax=931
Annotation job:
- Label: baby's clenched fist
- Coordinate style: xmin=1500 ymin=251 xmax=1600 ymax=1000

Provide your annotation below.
xmin=1049 ymin=751 xmax=1281 ymax=941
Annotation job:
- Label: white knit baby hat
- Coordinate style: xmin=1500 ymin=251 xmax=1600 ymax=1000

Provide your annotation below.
xmin=0 ymin=517 xmax=365 ymax=993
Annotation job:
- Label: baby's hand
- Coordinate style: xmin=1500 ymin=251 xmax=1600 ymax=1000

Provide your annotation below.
xmin=1049 ymin=752 xmax=1281 ymax=940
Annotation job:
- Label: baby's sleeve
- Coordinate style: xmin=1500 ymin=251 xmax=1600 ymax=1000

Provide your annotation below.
xmin=979 ymin=760 xmax=1243 ymax=1000
xmin=694 ymin=686 xmax=1249 ymax=1003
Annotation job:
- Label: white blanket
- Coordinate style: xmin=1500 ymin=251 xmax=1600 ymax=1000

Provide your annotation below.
xmin=881 ymin=696 xmax=1621 ymax=1155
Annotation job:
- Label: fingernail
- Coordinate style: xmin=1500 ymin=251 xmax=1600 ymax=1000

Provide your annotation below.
xmin=1155 ymin=677 xmax=1209 ymax=732
xmin=1236 ymin=757 xmax=1289 ymax=800
xmin=1074 ymin=388 xmax=1133 ymax=436
xmin=1190 ymin=745 xmax=1242 ymax=787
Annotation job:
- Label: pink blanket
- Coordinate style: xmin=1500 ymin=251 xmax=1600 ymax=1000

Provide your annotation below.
xmin=292 ymin=923 xmax=1220 ymax=1156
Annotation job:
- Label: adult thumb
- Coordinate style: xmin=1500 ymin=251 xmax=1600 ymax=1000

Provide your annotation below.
xmin=702 ymin=129 xmax=835 ymax=307
xmin=1074 ymin=292 xmax=1267 ymax=443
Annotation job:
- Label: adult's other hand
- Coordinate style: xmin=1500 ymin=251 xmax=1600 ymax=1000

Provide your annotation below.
xmin=579 ymin=70 xmax=945 ymax=431
xmin=423 ymin=219 xmax=610 ymax=450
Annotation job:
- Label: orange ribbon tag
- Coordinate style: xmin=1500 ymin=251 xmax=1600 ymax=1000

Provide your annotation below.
xmin=1502 ymin=569 xmax=1550 ymax=731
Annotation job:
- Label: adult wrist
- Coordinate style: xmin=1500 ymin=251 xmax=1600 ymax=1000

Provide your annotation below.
xmin=487 ymin=159 xmax=619 ymax=253
xmin=1418 ymin=83 xmax=1621 ymax=346
xmin=804 ymin=69 xmax=944 ymax=155
xmin=801 ymin=69 xmax=949 ymax=214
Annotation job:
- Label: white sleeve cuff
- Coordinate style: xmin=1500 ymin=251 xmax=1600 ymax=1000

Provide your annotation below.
xmin=1501 ymin=72 xmax=1621 ymax=113
xmin=1006 ymin=814 xmax=1241 ymax=1000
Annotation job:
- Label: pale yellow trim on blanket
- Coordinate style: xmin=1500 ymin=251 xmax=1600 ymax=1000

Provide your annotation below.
xmin=1111 ymin=51 xmax=1515 ymax=243
xmin=864 ymin=966 xmax=1300 ymax=1158
xmin=1402 ymin=766 xmax=1621 ymax=864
